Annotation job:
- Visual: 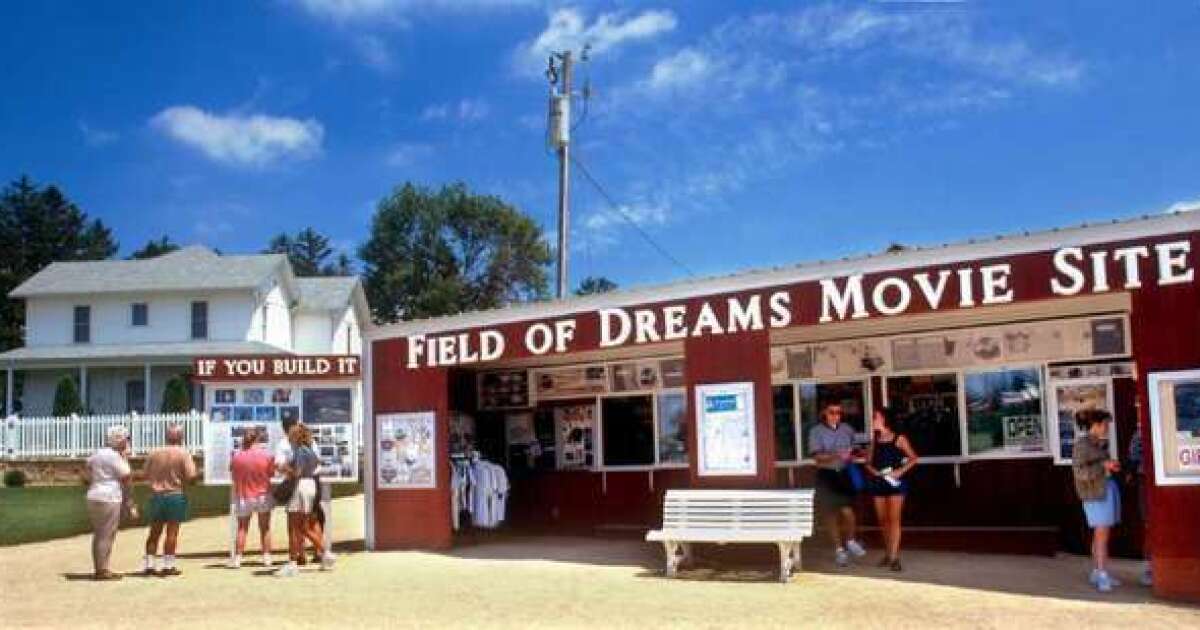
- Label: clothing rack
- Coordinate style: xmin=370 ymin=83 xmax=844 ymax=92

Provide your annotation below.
xmin=450 ymin=452 xmax=509 ymax=532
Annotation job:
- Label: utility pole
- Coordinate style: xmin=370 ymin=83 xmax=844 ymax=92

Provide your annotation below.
xmin=548 ymin=48 xmax=587 ymax=300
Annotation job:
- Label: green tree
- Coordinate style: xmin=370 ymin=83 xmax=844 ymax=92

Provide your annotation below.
xmin=52 ymin=376 xmax=83 ymax=417
xmin=129 ymin=235 xmax=180 ymax=259
xmin=575 ymin=276 xmax=618 ymax=296
xmin=0 ymin=176 xmax=118 ymax=350
xmin=359 ymin=182 xmax=551 ymax=322
xmin=264 ymin=227 xmax=352 ymax=276
xmin=160 ymin=376 xmax=191 ymax=413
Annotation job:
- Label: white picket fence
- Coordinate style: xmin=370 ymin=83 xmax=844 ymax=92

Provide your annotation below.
xmin=0 ymin=411 xmax=206 ymax=460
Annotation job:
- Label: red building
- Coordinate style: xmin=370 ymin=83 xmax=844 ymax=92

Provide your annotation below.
xmin=364 ymin=212 xmax=1200 ymax=603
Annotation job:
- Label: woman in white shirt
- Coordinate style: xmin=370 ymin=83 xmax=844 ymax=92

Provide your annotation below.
xmin=81 ymin=426 xmax=133 ymax=580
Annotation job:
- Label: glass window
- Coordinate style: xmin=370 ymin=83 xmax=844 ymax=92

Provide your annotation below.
xmin=800 ymin=380 xmax=869 ymax=457
xmin=965 ymin=367 xmax=1046 ymax=456
xmin=73 ymin=305 xmax=90 ymax=343
xmin=886 ymin=373 xmax=962 ymax=458
xmin=601 ymin=395 xmax=655 ymax=466
xmin=190 ymin=301 xmax=208 ymax=339
xmin=773 ymin=385 xmax=798 ymax=462
xmin=131 ymin=303 xmax=148 ymax=326
xmin=656 ymin=392 xmax=688 ymax=465
xmin=125 ymin=380 xmax=145 ymax=413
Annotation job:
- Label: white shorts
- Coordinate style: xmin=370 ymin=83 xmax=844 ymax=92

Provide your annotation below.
xmin=235 ymin=494 xmax=273 ymax=518
xmin=287 ymin=478 xmax=317 ymax=514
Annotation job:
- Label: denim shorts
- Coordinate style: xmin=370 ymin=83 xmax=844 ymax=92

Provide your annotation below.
xmin=1082 ymin=478 xmax=1121 ymax=528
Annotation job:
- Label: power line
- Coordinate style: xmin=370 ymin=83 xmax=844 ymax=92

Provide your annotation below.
xmin=569 ymin=154 xmax=696 ymax=278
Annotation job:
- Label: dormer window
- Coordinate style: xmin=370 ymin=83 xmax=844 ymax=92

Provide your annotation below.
xmin=131 ymin=303 xmax=148 ymax=327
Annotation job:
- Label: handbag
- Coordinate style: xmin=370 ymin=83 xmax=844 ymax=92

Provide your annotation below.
xmin=272 ymin=477 xmax=297 ymax=504
xmin=841 ymin=462 xmax=866 ymax=494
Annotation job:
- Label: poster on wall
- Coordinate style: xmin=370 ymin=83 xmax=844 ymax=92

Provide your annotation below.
xmin=377 ymin=412 xmax=437 ymax=489
xmin=1049 ymin=379 xmax=1116 ymax=465
xmin=695 ymin=382 xmax=757 ymax=477
xmin=554 ymin=404 xmax=595 ymax=469
xmin=203 ymin=421 xmax=285 ymax=485
xmin=1148 ymin=370 xmax=1200 ymax=486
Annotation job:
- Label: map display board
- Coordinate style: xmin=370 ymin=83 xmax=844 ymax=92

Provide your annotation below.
xmin=695 ymin=382 xmax=757 ymax=477
xmin=377 ymin=412 xmax=437 ymax=489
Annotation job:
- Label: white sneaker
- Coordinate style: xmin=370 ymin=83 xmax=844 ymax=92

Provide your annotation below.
xmin=845 ymin=539 xmax=867 ymax=558
xmin=226 ymin=555 xmax=241 ymax=569
xmin=1095 ymin=571 xmax=1114 ymax=593
xmin=834 ymin=548 xmax=850 ymax=567
xmin=320 ymin=554 xmax=336 ymax=571
xmin=274 ymin=562 xmax=299 ymax=578
xmin=262 ymin=554 xmax=273 ymax=568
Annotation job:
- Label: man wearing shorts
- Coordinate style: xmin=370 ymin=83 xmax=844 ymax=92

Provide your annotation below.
xmin=142 ymin=424 xmax=197 ymax=576
xmin=809 ymin=403 xmax=866 ymax=567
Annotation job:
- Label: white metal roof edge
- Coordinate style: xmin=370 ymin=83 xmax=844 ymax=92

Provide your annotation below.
xmin=366 ymin=211 xmax=1200 ymax=341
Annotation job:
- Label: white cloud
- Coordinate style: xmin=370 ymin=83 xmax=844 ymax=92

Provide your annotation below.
xmin=78 ymin=121 xmax=119 ymax=147
xmin=1166 ymin=198 xmax=1200 ymax=214
xmin=422 ymin=98 xmax=490 ymax=122
xmin=386 ymin=142 xmax=434 ymax=167
xmin=514 ymin=7 xmax=678 ymax=76
xmin=151 ymin=106 xmax=324 ymax=167
xmin=293 ymin=0 xmax=534 ymax=22
xmin=354 ymin=34 xmax=394 ymax=71
xmin=647 ymin=48 xmax=711 ymax=91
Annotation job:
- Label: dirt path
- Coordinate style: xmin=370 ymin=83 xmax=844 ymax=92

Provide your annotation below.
xmin=2 ymin=496 xmax=1197 ymax=629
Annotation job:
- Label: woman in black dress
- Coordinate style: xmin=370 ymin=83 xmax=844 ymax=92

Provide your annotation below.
xmin=865 ymin=407 xmax=919 ymax=571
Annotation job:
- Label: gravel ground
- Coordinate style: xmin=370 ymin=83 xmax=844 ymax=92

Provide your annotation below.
xmin=2 ymin=495 xmax=1197 ymax=629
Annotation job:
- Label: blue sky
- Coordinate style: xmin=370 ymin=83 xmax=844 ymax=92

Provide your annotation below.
xmin=3 ymin=1 xmax=1199 ymax=290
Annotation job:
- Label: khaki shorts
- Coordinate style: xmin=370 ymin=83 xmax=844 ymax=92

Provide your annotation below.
xmin=235 ymin=494 xmax=274 ymax=518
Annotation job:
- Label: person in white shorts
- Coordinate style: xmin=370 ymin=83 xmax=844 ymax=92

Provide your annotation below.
xmin=228 ymin=427 xmax=274 ymax=568
xmin=275 ymin=423 xmax=333 ymax=577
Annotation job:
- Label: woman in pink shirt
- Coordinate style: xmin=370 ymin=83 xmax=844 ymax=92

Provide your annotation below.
xmin=228 ymin=427 xmax=275 ymax=568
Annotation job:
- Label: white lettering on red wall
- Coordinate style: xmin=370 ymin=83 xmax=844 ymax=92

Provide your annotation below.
xmin=402 ymin=239 xmax=1196 ymax=369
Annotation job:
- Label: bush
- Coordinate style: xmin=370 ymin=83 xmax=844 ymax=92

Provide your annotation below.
xmin=3 ymin=469 xmax=27 ymax=487
xmin=52 ymin=376 xmax=83 ymax=417
xmin=160 ymin=376 xmax=191 ymax=413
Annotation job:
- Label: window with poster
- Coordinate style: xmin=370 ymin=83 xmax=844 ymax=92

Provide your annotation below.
xmin=885 ymin=373 xmax=962 ymax=459
xmin=1146 ymin=370 xmax=1200 ymax=485
xmin=964 ymin=366 xmax=1048 ymax=458
xmin=799 ymin=379 xmax=870 ymax=459
xmin=1046 ymin=370 xmax=1123 ymax=465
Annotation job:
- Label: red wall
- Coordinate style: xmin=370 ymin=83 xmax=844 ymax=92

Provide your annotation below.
xmin=371 ymin=338 xmax=453 ymax=550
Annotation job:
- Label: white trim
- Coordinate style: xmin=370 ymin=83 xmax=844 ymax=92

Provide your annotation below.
xmin=1146 ymin=370 xmax=1200 ymax=486
xmin=367 ymin=212 xmax=1200 ymax=341
xmin=362 ymin=340 xmax=375 ymax=550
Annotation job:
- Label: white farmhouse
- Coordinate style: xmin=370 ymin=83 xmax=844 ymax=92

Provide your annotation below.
xmin=1 ymin=246 xmax=367 ymax=415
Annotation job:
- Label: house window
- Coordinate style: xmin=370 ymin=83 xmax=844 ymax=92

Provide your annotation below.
xmin=126 ymin=380 xmax=146 ymax=413
xmin=600 ymin=394 xmax=655 ymax=467
xmin=73 ymin=306 xmax=90 ymax=343
xmin=191 ymin=301 xmax=208 ymax=339
xmin=131 ymin=303 xmax=148 ymax=326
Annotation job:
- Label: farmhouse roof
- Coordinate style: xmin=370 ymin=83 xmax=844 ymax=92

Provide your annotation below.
xmin=9 ymin=246 xmax=290 ymax=297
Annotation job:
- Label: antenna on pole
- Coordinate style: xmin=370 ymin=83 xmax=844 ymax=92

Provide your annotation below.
xmin=547 ymin=45 xmax=590 ymax=300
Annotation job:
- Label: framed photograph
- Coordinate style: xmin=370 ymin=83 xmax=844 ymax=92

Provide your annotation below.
xmin=242 ymin=389 xmax=265 ymax=404
xmin=1148 ymin=370 xmax=1200 ymax=486
xmin=254 ymin=406 xmax=278 ymax=422
xmin=214 ymin=389 xmax=236 ymax=404
xmin=302 ymin=388 xmax=352 ymax=424
xmin=271 ymin=388 xmax=293 ymax=404
xmin=233 ymin=406 xmax=254 ymax=422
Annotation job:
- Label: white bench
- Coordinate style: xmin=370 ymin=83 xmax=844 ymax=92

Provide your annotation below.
xmin=646 ymin=489 xmax=815 ymax=582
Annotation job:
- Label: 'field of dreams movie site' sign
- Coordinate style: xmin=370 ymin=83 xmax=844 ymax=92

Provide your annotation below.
xmin=404 ymin=239 xmax=1196 ymax=370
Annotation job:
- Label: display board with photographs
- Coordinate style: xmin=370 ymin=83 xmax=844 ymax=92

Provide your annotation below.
xmin=1147 ymin=370 xmax=1200 ymax=485
xmin=554 ymin=404 xmax=595 ymax=469
xmin=695 ymin=382 xmax=757 ymax=476
xmin=771 ymin=341 xmax=888 ymax=381
xmin=964 ymin=367 xmax=1046 ymax=456
xmin=377 ymin=412 xmax=437 ymax=488
xmin=205 ymin=384 xmax=359 ymax=484
xmin=659 ymin=358 xmax=686 ymax=388
xmin=533 ymin=365 xmax=609 ymax=400
xmin=1048 ymin=378 xmax=1116 ymax=465
xmin=478 ymin=370 xmax=531 ymax=409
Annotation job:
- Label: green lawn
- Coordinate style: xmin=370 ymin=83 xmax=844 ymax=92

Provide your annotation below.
xmin=0 ymin=483 xmax=363 ymax=546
